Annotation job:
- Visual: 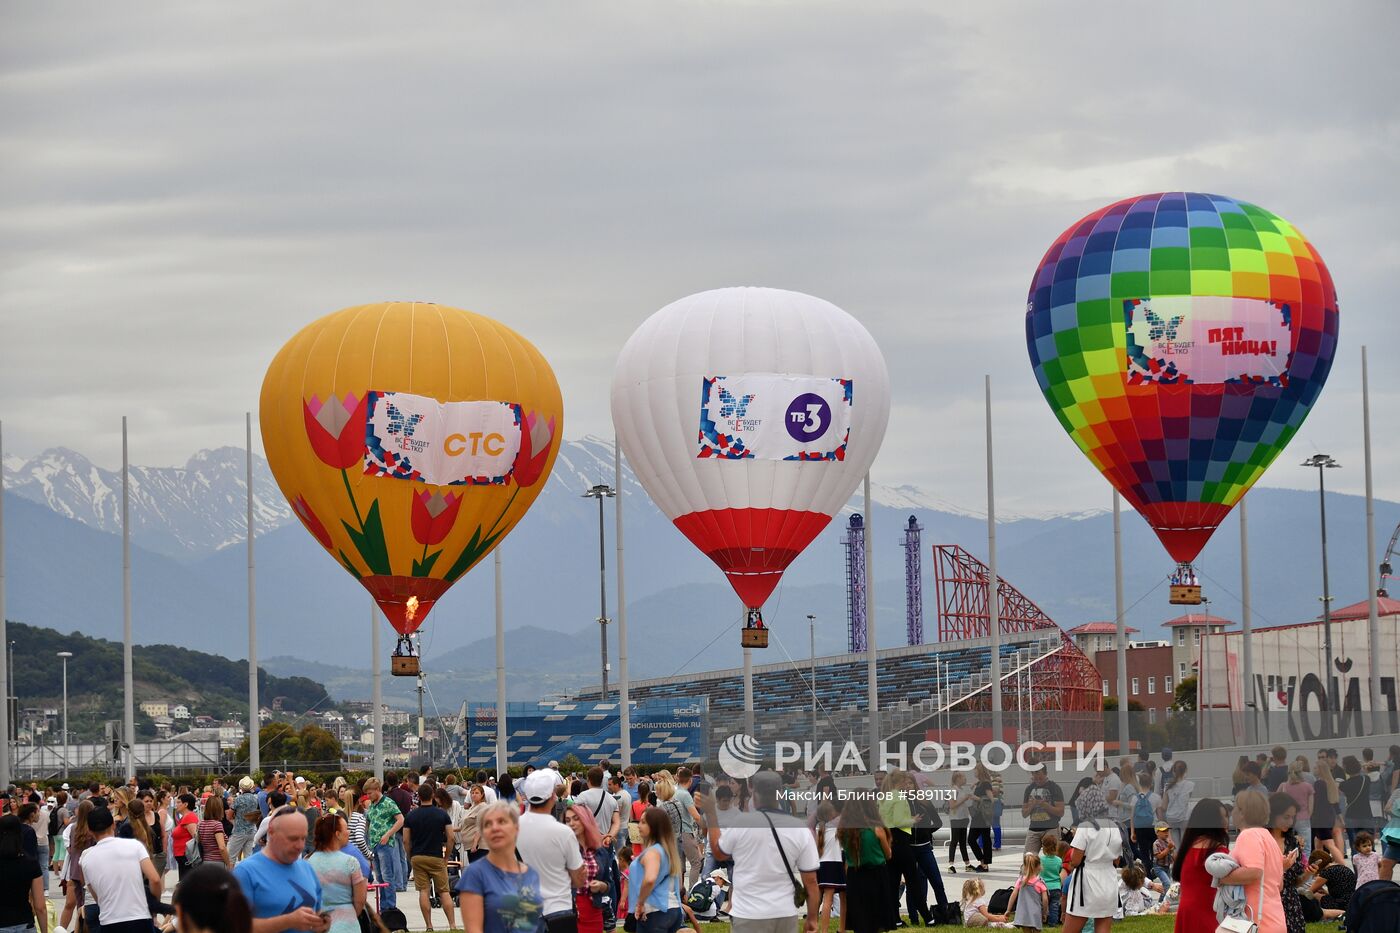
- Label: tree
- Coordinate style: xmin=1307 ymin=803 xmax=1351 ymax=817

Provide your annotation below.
xmin=297 ymin=724 xmax=343 ymax=764
xmin=236 ymin=721 xmax=300 ymax=764
xmin=1171 ymin=676 xmax=1198 ymax=712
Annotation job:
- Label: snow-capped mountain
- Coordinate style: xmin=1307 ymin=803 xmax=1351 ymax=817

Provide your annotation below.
xmin=2 ymin=436 xmax=1395 ymax=675
xmin=0 ymin=437 xmax=1009 ymax=562
xmin=1 ymin=446 xmax=292 ymax=560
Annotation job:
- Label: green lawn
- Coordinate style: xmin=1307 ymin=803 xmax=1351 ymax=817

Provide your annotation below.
xmin=689 ymin=919 xmax=1343 ymax=932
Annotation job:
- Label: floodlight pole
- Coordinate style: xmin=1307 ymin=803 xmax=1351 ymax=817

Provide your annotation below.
xmin=583 ymin=483 xmax=616 ymax=701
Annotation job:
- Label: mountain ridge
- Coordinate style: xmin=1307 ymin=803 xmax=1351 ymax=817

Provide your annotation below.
xmin=3 ymin=441 xmax=1396 ymax=691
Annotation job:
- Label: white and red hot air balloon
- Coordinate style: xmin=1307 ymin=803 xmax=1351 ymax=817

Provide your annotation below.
xmin=611 ymin=287 xmax=890 ymax=645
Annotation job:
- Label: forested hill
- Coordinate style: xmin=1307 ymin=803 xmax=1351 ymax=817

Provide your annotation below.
xmin=6 ymin=621 xmax=328 ymax=739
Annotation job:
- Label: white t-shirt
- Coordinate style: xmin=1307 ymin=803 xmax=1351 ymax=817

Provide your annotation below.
xmin=482 ymin=785 xmax=499 ymax=804
xmin=1163 ymin=779 xmax=1195 ymax=822
xmin=516 ymin=810 xmax=583 ymax=914
xmin=576 ymin=787 xmax=619 ymax=836
xmin=611 ymin=788 xmax=633 ymax=825
xmin=1102 ymin=773 xmax=1124 ymax=813
xmin=80 ymin=836 xmax=153 ymax=923
xmin=717 ymin=810 xmax=819 ymax=919
xmin=817 ymin=823 xmax=842 ymax=864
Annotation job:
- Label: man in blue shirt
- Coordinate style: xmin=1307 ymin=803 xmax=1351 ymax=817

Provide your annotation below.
xmin=233 ymin=806 xmax=328 ymax=933
xmin=257 ymin=772 xmax=277 ymax=819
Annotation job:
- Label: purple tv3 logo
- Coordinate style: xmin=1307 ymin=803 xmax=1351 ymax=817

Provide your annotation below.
xmin=785 ymin=393 xmax=831 ymax=443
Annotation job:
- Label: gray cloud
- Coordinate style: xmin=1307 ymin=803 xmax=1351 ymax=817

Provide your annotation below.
xmin=2 ymin=1 xmax=1397 ymax=517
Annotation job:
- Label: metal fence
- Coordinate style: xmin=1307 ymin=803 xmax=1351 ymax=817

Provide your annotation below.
xmin=10 ymin=740 xmax=222 ymax=779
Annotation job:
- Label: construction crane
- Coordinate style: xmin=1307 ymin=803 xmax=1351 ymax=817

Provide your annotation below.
xmin=1380 ymin=521 xmax=1400 ymax=598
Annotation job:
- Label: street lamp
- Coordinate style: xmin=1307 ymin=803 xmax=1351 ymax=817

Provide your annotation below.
xmin=582 ymin=483 xmax=616 ymax=702
xmin=806 ymin=614 xmax=817 ymax=751
xmin=57 ymin=651 xmax=73 ymax=781
xmin=1302 ymin=454 xmax=1341 ymax=734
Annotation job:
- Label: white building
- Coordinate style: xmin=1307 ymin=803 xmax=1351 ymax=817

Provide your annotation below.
xmin=171 ymin=705 xmax=190 ymax=720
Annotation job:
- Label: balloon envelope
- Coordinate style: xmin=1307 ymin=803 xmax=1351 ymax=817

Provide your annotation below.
xmin=1026 ymin=193 xmax=1339 ymax=563
xmin=612 ymin=287 xmax=890 ymax=609
xmin=260 ymin=301 xmax=563 ymax=635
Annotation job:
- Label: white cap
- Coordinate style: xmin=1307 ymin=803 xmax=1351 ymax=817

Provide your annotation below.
xmin=295 ymin=776 xmax=307 ymax=784
xmin=522 ymin=768 xmax=563 ymax=805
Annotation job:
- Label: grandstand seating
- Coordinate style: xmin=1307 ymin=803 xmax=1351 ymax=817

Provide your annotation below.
xmin=574 ymin=631 xmax=1062 ymax=748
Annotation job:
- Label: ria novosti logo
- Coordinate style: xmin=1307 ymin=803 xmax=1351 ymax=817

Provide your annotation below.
xmin=717 ymin=732 xmax=1107 ymax=776
xmin=718 ymin=733 xmax=764 ymax=779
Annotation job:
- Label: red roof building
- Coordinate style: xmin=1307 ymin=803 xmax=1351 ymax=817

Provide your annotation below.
xmin=1326 ymin=596 xmax=1400 ymax=622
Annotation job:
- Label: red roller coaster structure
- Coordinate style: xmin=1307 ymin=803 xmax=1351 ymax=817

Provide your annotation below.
xmin=930 ymin=544 xmax=1104 ymax=737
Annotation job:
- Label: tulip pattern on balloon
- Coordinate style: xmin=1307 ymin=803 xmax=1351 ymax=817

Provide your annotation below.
xmin=261 ymin=301 xmax=563 ymax=669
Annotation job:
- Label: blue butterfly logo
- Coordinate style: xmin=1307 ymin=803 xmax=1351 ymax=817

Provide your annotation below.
xmin=1145 ymin=310 xmax=1185 ymax=342
xmin=718 ymin=387 xmax=755 ymax=421
xmin=385 ymin=403 xmax=424 ymax=438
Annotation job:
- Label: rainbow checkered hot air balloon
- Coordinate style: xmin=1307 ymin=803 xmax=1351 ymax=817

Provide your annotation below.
xmin=1026 ymin=193 xmax=1339 ymax=594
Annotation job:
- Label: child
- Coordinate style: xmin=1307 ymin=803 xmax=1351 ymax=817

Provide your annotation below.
xmin=1351 ymin=830 xmax=1380 ymax=887
xmin=1005 ymin=853 xmax=1048 ymax=931
xmin=960 ymin=878 xmax=1013 ymax=929
xmin=1150 ymin=822 xmax=1175 ymax=892
xmin=814 ymin=801 xmax=845 ymax=933
xmin=616 ymin=845 xmax=633 ymax=930
xmin=1057 ymin=841 xmax=1074 ymax=894
xmin=1039 ymin=833 xmax=1063 ymax=925
xmin=1118 ymin=863 xmax=1163 ymax=916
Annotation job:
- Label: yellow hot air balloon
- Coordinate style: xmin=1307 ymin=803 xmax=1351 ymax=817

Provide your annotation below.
xmin=260 ymin=301 xmax=563 ymax=668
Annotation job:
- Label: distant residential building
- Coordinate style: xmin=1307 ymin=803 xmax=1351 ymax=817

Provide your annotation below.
xmin=139 ymin=701 xmax=169 ymax=718
xmin=1165 ymin=612 xmax=1233 ymax=687
xmin=218 ymin=721 xmax=246 ymax=745
xmin=1067 ymin=622 xmax=1140 ymax=657
xmin=382 ymin=709 xmax=410 ymax=727
xmin=324 ymin=720 xmax=357 ymax=743
xmin=320 ymin=710 xmax=344 ymax=722
xmin=193 ymin=715 xmax=216 ymax=728
xmin=271 ymin=696 xmax=286 ymax=711
xmin=172 ymin=705 xmax=190 ymax=720
xmin=258 ymin=707 xmax=274 ymax=722
xmin=153 ymin=716 xmax=174 ymax=738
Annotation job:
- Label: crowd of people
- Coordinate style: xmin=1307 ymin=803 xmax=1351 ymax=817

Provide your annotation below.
xmin=0 ymin=743 xmax=1398 ymax=933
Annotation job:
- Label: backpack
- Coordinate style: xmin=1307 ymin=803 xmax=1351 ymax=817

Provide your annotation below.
xmin=976 ymin=796 xmax=996 ymax=826
xmin=1345 ymin=880 xmax=1400 ymax=933
xmin=379 ymin=907 xmax=409 ymax=933
xmin=988 ymin=886 xmax=1014 ymax=915
xmin=48 ymin=807 xmax=60 ymax=837
xmin=686 ymin=879 xmax=716 ymax=913
xmin=1132 ymin=791 xmax=1156 ymax=828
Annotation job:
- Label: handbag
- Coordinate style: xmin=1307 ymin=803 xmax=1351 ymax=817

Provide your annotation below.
xmin=759 ymin=811 xmax=806 ymax=908
xmin=184 ymin=820 xmax=203 ymax=867
xmin=1215 ymin=874 xmax=1263 ymax=933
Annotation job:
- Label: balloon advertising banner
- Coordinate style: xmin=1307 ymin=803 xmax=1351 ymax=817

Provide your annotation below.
xmin=261 ymin=301 xmax=562 ymax=663
xmin=364 ymin=391 xmax=523 ymax=485
xmin=1026 ymin=192 xmax=1338 ymax=585
xmin=697 ymin=374 xmax=853 ymax=461
xmin=1124 ymin=296 xmax=1292 ymax=386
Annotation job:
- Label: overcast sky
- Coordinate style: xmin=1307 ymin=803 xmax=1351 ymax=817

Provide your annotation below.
xmin=2 ymin=2 xmax=1396 ymax=515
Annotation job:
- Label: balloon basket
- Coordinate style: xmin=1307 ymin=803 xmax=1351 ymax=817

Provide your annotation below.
xmin=1169 ymin=584 xmax=1203 ymax=605
xmin=391 ymin=654 xmax=420 ymax=676
xmin=741 ymin=627 xmax=769 ymax=648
